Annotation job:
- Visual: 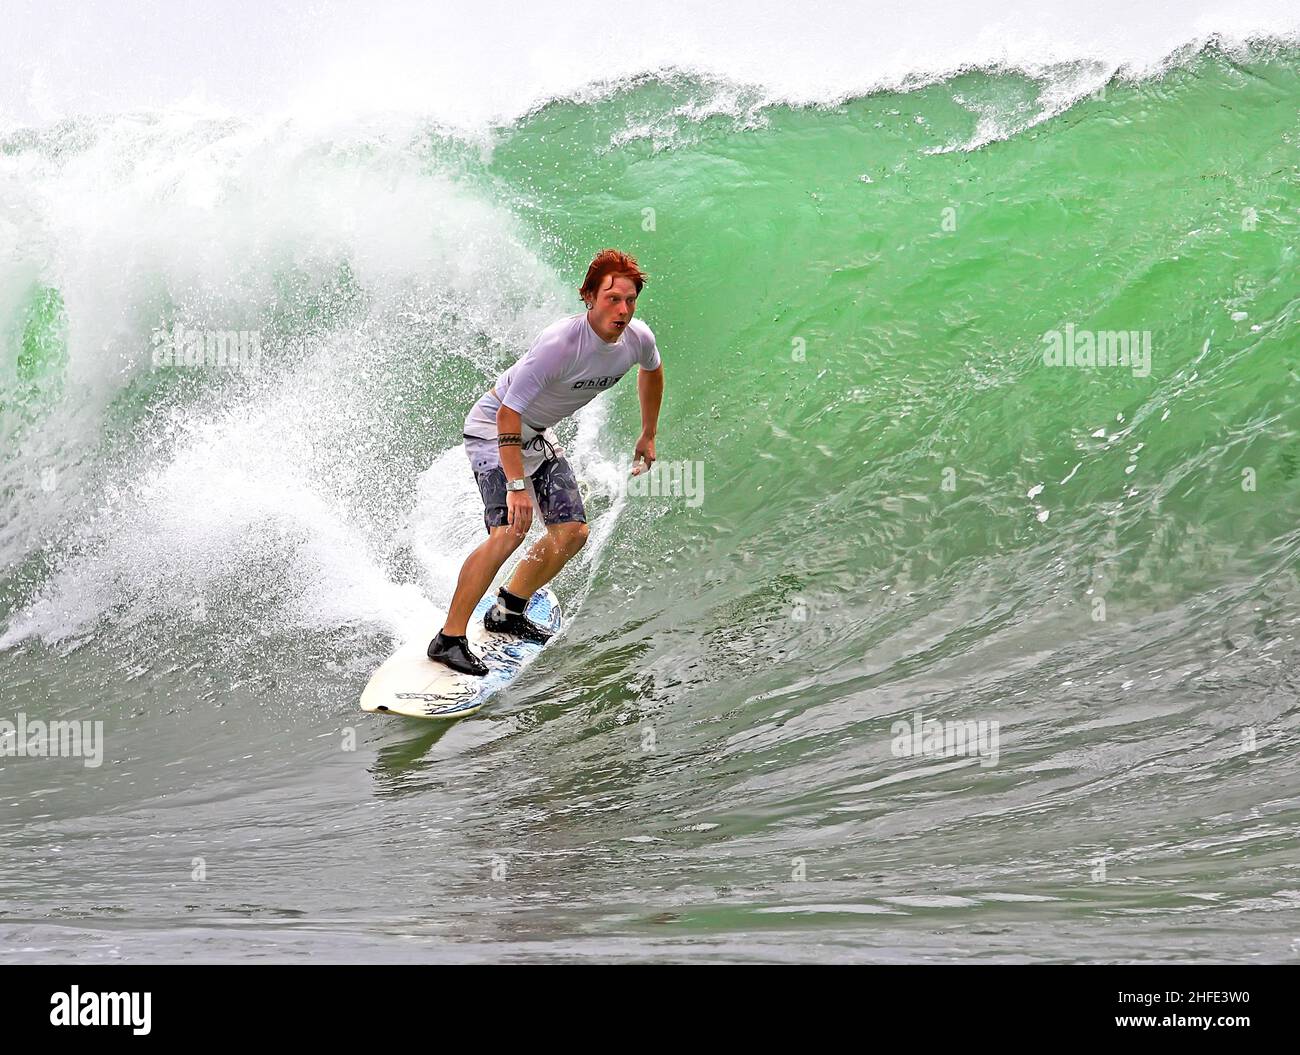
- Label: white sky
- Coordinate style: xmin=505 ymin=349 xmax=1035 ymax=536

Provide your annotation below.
xmin=3 ymin=0 xmax=1297 ymax=128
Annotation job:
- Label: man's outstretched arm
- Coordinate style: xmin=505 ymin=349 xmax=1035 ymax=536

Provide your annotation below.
xmin=634 ymin=364 xmax=663 ymax=473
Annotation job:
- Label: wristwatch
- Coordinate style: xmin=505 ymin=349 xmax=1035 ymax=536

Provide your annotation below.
xmin=505 ymin=478 xmax=527 ymax=492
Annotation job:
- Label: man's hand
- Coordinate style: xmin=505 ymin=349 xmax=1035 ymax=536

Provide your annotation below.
xmin=631 ymin=432 xmax=656 ymax=476
xmin=507 ymin=489 xmax=533 ymax=535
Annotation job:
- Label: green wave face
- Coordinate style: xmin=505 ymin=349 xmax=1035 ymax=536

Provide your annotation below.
xmin=479 ymin=49 xmax=1299 ymax=663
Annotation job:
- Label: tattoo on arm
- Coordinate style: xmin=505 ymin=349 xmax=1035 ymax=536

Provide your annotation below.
xmin=497 ymin=433 xmax=522 ymax=447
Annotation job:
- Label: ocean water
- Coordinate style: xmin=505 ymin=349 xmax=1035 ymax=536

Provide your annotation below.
xmin=2 ymin=6 xmax=1300 ymax=962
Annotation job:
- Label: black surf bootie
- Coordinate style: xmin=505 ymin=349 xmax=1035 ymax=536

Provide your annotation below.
xmin=482 ymin=587 xmax=555 ymax=644
xmin=427 ymin=631 xmax=488 ymax=676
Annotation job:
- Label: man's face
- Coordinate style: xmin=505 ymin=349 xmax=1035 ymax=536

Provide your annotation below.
xmin=586 ymin=275 xmax=638 ymax=340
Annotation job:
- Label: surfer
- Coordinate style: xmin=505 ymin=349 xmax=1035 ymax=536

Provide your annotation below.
xmin=426 ymin=249 xmax=665 ymax=675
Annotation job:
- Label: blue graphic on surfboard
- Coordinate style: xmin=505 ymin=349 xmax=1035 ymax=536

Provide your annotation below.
xmin=360 ymin=587 xmax=562 ymax=719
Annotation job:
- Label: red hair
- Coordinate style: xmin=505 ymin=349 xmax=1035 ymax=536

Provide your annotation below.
xmin=578 ymin=249 xmax=647 ymax=305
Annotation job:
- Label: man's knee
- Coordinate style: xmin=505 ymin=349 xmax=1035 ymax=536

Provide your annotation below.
xmin=486 ymin=524 xmax=528 ymax=554
xmin=552 ymin=520 xmax=588 ymax=554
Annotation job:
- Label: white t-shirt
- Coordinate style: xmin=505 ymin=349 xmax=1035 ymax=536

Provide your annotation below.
xmin=463 ymin=312 xmax=661 ymax=444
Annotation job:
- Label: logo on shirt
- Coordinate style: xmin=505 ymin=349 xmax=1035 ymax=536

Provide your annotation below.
xmin=572 ymin=375 xmax=621 ymax=390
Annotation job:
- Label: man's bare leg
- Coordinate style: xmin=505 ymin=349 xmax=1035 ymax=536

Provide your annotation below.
xmin=506 ymin=521 xmax=590 ymax=600
xmin=441 ymin=525 xmax=527 ymax=636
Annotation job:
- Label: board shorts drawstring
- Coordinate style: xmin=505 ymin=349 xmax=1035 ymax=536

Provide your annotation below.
xmin=522 ymin=429 xmax=561 ymax=463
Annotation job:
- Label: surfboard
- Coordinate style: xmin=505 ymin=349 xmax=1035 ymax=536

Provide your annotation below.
xmin=360 ymin=587 xmax=563 ymax=719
